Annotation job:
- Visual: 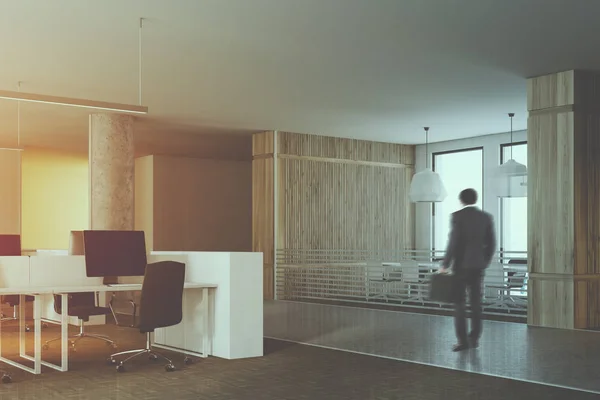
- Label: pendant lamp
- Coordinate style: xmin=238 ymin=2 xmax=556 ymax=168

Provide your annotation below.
xmin=409 ymin=127 xmax=447 ymax=203
xmin=496 ymin=113 xmax=527 ymax=198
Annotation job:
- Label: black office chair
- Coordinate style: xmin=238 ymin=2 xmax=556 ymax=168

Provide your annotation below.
xmin=108 ymin=261 xmax=186 ymax=372
xmin=43 ymin=292 xmax=117 ymax=351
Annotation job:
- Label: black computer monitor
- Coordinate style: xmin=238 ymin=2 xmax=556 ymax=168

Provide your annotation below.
xmin=83 ymin=230 xmax=147 ymax=277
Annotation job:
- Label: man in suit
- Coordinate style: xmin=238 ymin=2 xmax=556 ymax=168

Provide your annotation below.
xmin=439 ymin=188 xmax=496 ymax=352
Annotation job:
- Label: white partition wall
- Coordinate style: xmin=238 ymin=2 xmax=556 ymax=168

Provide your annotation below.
xmin=0 ymin=256 xmax=30 ymax=287
xmin=148 ymin=251 xmax=263 ymax=359
xmin=29 ymin=256 xmax=105 ymax=326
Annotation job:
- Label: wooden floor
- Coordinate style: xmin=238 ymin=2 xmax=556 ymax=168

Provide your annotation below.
xmin=265 ymin=300 xmax=600 ymax=395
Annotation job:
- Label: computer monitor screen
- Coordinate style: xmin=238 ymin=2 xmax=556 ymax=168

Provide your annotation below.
xmin=83 ymin=230 xmax=147 ymax=277
xmin=0 ymin=235 xmax=21 ymax=256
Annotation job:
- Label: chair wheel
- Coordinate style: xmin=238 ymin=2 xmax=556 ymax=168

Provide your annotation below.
xmin=42 ymin=344 xmax=49 ymax=350
xmin=184 ymin=357 xmax=193 ymax=365
xmin=1 ymin=374 xmax=11 ymax=384
xmin=149 ymin=354 xmax=158 ymax=361
xmin=116 ymin=363 xmax=125 ymax=372
xmin=165 ymin=364 xmax=175 ymax=372
xmin=25 ymin=326 xmax=30 ymax=332
xmin=107 ymin=357 xmax=117 ymax=365
xmin=42 ymin=323 xmax=48 ymax=329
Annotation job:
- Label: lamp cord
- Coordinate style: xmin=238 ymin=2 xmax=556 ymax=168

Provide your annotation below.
xmin=17 ymin=81 xmax=21 ymax=148
xmin=425 ymin=127 xmax=429 ymax=169
xmin=139 ymin=18 xmax=144 ymax=106
xmin=508 ymin=112 xmax=515 ymax=160
xmin=510 ymin=115 xmax=513 ymax=159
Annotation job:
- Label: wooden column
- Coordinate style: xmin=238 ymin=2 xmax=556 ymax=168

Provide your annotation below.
xmin=527 ymin=70 xmax=600 ymax=329
xmin=252 ymin=132 xmax=275 ymax=299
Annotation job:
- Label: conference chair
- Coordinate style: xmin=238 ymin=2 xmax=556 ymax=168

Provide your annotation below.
xmin=43 ymin=292 xmax=117 ymax=351
xmin=108 ymin=261 xmax=189 ymax=372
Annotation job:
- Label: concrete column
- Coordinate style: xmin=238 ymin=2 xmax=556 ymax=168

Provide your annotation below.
xmin=527 ymin=70 xmax=600 ymax=329
xmin=89 ymin=113 xmax=135 ymax=230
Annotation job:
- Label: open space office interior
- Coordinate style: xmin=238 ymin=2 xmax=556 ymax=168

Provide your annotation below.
xmin=2 ymin=1 xmax=600 ymax=399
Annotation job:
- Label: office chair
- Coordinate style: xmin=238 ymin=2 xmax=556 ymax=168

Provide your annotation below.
xmin=1 ymin=295 xmax=33 ymax=332
xmin=108 ymin=261 xmax=188 ymax=372
xmin=43 ymin=292 xmax=117 ymax=351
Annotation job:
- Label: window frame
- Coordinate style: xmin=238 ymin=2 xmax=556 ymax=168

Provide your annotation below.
xmin=498 ymin=141 xmax=528 ymax=261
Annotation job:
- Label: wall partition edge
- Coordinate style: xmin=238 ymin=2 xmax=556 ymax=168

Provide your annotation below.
xmin=273 ymin=130 xmax=279 ymax=300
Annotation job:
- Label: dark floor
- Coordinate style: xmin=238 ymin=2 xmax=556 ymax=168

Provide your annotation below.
xmin=0 ymin=320 xmax=595 ymax=400
xmin=265 ymin=300 xmax=600 ymax=394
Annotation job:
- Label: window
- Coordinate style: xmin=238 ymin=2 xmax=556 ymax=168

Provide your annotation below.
xmin=432 ymin=148 xmax=484 ymax=252
xmin=500 ymin=142 xmax=527 ymax=253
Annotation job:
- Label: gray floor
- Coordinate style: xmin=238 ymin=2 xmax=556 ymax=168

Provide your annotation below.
xmin=264 ymin=300 xmax=600 ymax=394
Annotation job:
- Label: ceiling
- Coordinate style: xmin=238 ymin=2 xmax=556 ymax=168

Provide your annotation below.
xmin=1 ymin=0 xmax=600 ymax=150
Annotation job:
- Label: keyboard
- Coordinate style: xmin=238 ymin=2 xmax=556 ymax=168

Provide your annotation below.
xmin=106 ymin=283 xmax=140 ymax=288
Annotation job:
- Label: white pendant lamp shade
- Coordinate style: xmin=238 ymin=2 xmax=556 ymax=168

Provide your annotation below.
xmin=497 ymin=158 xmax=527 ymax=176
xmin=409 ymin=127 xmax=447 ymax=203
xmin=409 ymin=168 xmax=447 ymax=202
xmin=497 ymin=113 xmax=527 ymax=198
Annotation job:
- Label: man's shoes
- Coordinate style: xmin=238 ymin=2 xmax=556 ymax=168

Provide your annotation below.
xmin=452 ymin=343 xmax=470 ymax=352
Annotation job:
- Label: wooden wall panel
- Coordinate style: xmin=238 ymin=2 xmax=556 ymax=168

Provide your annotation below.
xmin=253 ymin=131 xmax=274 ymax=156
xmin=527 ymin=112 xmax=574 ymax=275
xmin=278 ymin=132 xmax=414 ymax=165
xmin=527 ymin=70 xmax=600 ymax=330
xmin=528 ymin=276 xmax=574 ymax=329
xmin=527 ymin=70 xmax=574 ymax=111
xmin=252 ymin=132 xmax=275 ymax=299
xmin=573 ymin=113 xmax=600 ymax=275
xmin=575 ymin=279 xmax=600 ymax=329
xmin=277 ymin=157 xmax=414 ymax=251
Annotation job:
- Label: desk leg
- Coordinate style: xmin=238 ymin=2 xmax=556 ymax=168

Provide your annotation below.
xmin=202 ymin=288 xmax=209 ymax=358
xmin=60 ymin=294 xmax=69 ymax=371
xmin=0 ymin=310 xmax=3 ymax=360
xmin=33 ymin=295 xmax=41 ymax=374
xmin=19 ymin=295 xmax=25 ymax=357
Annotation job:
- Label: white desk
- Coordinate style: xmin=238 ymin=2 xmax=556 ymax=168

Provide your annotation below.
xmin=0 ymin=283 xmax=216 ymax=376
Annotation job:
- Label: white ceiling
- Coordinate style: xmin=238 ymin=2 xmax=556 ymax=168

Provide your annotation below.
xmin=1 ymin=0 xmax=600 ymax=150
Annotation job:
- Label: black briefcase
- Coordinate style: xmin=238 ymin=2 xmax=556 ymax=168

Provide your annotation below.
xmin=428 ymin=273 xmax=458 ymax=303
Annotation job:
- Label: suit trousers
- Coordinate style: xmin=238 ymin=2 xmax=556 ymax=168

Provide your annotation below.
xmin=453 ymin=269 xmax=483 ymax=345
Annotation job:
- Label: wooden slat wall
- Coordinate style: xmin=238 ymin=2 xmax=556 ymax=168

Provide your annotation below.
xmin=527 ymin=70 xmax=600 ymax=330
xmin=253 ymin=131 xmax=415 ymax=299
xmin=277 ymin=132 xmax=414 ymax=251
xmin=277 ymin=157 xmax=413 ymax=250
xmin=252 ymin=132 xmax=275 ymax=299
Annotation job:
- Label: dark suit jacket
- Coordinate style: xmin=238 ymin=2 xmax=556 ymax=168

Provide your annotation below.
xmin=442 ymin=206 xmax=496 ymax=273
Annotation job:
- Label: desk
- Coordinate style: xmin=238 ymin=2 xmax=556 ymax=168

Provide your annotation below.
xmin=0 ymin=282 xmax=216 ymax=377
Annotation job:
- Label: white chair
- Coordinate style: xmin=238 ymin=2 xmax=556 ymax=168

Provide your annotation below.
xmin=399 ymin=260 xmax=424 ymax=304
